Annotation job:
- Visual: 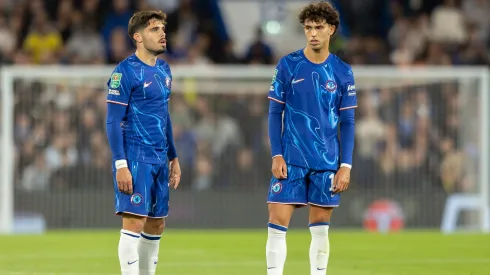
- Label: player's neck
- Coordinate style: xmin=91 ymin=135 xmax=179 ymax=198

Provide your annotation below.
xmin=303 ymin=47 xmax=330 ymax=64
xmin=135 ymin=49 xmax=158 ymax=67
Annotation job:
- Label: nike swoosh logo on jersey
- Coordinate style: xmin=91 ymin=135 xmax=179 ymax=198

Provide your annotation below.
xmin=292 ymin=78 xmax=304 ymax=84
xmin=144 ymin=81 xmax=152 ymax=88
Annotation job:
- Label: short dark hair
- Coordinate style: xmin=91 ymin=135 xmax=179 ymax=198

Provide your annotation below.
xmin=128 ymin=10 xmax=167 ymax=45
xmin=298 ymin=1 xmax=340 ymax=35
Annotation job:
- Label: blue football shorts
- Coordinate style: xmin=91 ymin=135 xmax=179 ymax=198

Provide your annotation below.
xmin=267 ymin=164 xmax=340 ymax=207
xmin=113 ymin=160 xmax=169 ymax=218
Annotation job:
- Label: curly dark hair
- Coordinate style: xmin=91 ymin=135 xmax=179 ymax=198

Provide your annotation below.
xmin=298 ymin=1 xmax=340 ymax=35
xmin=128 ymin=10 xmax=167 ymax=45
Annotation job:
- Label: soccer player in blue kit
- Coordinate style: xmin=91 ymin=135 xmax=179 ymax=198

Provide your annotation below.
xmin=266 ymin=2 xmax=356 ymax=275
xmin=105 ymin=11 xmax=181 ymax=275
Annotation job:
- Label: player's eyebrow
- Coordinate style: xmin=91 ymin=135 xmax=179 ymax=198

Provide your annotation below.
xmin=150 ymin=25 xmax=165 ymax=31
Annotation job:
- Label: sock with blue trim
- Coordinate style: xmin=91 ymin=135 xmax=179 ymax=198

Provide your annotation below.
xmin=309 ymin=222 xmax=330 ymax=275
xmin=266 ymin=223 xmax=287 ymax=275
xmin=139 ymin=232 xmax=162 ymax=275
xmin=119 ymin=229 xmax=140 ymax=275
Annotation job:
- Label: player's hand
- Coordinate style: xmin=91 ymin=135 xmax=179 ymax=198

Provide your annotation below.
xmin=333 ymin=166 xmax=351 ymax=193
xmin=116 ymin=167 xmax=133 ymax=194
xmin=272 ymin=156 xmax=288 ymax=179
xmin=169 ymin=158 xmax=181 ymax=189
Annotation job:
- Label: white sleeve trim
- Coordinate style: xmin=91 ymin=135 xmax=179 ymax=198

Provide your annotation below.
xmin=115 ymin=159 xmax=128 ymax=169
xmin=340 ymin=163 xmax=352 ymax=169
xmin=272 ymin=154 xmax=283 ymax=159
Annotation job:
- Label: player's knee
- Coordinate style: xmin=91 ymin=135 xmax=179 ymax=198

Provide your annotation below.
xmin=121 ymin=213 xmax=146 ymax=233
xmin=268 ymin=213 xmax=291 ymax=228
xmin=268 ymin=204 xmax=294 ymax=227
xmin=144 ymin=218 xmax=165 ymax=235
xmin=309 ymin=206 xmax=334 ymax=224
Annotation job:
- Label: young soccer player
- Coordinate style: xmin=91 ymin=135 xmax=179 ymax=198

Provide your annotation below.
xmin=266 ymin=2 xmax=356 ymax=274
xmin=105 ymin=11 xmax=181 ymax=275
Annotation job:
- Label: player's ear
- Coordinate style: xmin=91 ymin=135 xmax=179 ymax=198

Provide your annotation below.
xmin=329 ymin=25 xmax=336 ymax=36
xmin=133 ymin=32 xmax=143 ymax=44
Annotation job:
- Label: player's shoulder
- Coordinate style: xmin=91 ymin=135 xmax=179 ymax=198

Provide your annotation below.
xmin=329 ymin=54 xmax=354 ymax=79
xmin=280 ymin=49 xmax=305 ymax=65
xmin=112 ymin=54 xmax=137 ymax=73
xmin=157 ymin=58 xmax=171 ymax=73
xmin=275 ymin=49 xmax=306 ymax=76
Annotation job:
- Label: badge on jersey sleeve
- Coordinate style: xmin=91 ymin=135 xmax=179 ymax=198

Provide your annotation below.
xmin=165 ymin=77 xmax=171 ymax=88
xmin=271 ymin=69 xmax=278 ymax=84
xmin=110 ymin=73 xmax=122 ymax=89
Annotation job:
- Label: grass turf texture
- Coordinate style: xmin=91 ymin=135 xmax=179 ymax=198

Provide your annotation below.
xmin=0 ymin=230 xmax=488 ymax=274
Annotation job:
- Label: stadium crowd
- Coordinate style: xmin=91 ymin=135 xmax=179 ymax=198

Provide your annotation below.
xmin=4 ymin=0 xmax=489 ymax=194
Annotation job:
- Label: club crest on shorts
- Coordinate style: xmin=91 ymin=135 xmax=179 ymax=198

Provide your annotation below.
xmin=130 ymin=193 xmax=143 ymax=205
xmin=326 ymin=80 xmax=337 ymax=92
xmin=271 ymin=182 xmax=283 ymax=194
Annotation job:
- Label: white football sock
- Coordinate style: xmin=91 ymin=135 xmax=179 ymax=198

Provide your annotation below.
xmin=119 ymin=229 xmax=141 ymax=275
xmin=309 ymin=223 xmax=330 ymax=275
xmin=266 ymin=223 xmax=287 ymax=275
xmin=139 ymin=232 xmax=162 ymax=275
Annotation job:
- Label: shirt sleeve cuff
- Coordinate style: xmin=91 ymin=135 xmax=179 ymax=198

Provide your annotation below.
xmin=272 ymin=154 xmax=283 ymax=159
xmin=340 ymin=163 xmax=352 ymax=169
xmin=115 ymin=159 xmax=128 ymax=169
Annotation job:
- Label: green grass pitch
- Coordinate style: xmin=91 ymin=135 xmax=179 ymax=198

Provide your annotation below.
xmin=0 ymin=230 xmax=489 ymax=274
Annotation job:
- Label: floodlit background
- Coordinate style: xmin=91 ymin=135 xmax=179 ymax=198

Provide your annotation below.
xmin=0 ymin=0 xmax=489 ymax=274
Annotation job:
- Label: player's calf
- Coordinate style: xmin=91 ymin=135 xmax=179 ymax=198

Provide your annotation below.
xmin=308 ymin=206 xmax=333 ymax=275
xmin=139 ymin=218 xmax=165 ymax=275
xmin=119 ymin=214 xmax=146 ymax=275
xmin=266 ymin=203 xmax=295 ymax=275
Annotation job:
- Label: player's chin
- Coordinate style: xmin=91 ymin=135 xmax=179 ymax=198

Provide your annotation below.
xmin=310 ymin=44 xmax=323 ymax=50
xmin=154 ymin=47 xmax=166 ymax=55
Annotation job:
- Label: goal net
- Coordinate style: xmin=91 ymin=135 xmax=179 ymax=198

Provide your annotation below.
xmin=0 ymin=65 xmax=488 ymax=234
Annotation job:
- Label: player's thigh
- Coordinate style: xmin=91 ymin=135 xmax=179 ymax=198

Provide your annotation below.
xmin=113 ymin=161 xmax=153 ymax=217
xmin=307 ymin=170 xmax=340 ymax=207
xmin=267 ymin=164 xmax=309 ymax=206
xmin=308 ymin=204 xmax=334 ymax=224
xmin=148 ymin=163 xmax=170 ymax=218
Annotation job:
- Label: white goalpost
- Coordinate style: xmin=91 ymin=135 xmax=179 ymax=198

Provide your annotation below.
xmin=0 ymin=65 xmax=488 ymax=234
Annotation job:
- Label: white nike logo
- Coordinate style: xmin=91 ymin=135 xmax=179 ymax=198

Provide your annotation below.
xmin=292 ymin=78 xmax=304 ymax=84
xmin=144 ymin=81 xmax=152 ymax=88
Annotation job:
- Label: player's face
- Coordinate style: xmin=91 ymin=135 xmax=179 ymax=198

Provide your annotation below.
xmin=303 ymin=19 xmax=335 ymax=52
xmin=141 ymin=19 xmax=166 ymax=55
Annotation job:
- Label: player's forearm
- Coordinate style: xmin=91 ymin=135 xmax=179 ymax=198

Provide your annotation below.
xmin=166 ymin=115 xmax=178 ymax=161
xmin=268 ymin=100 xmax=285 ymax=158
xmin=106 ymin=103 xmax=127 ymax=167
xmin=339 ymin=108 xmax=355 ymax=168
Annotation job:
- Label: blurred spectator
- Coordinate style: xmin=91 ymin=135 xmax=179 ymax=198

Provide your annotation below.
xmin=65 ymin=14 xmax=106 ymax=64
xmin=21 ymin=153 xmax=51 ymax=192
xmin=0 ymin=13 xmax=16 ymax=62
xmin=22 ymin=10 xmax=63 ymax=64
xmin=108 ymin=27 xmax=132 ymax=64
xmin=243 ymin=27 xmax=275 ymax=64
xmin=102 ymin=0 xmax=133 ymax=58
xmin=430 ymin=0 xmax=467 ymax=44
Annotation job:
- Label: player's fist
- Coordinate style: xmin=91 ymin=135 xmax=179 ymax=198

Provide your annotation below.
xmin=272 ymin=156 xmax=288 ymax=179
xmin=333 ymin=166 xmax=351 ymax=193
xmin=169 ymin=158 xmax=181 ymax=190
xmin=116 ymin=167 xmax=133 ymax=194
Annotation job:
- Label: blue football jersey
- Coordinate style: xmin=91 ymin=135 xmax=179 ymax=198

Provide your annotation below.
xmin=106 ymin=54 xmax=172 ymax=164
xmin=268 ymin=50 xmax=357 ymax=171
